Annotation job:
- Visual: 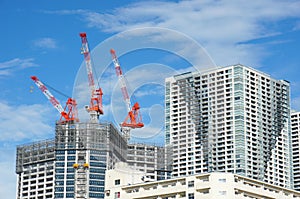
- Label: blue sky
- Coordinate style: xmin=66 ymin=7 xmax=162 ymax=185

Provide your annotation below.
xmin=1 ymin=0 xmax=300 ymax=197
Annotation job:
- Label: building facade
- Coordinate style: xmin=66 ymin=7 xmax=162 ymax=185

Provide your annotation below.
xmin=15 ymin=122 xmax=127 ymax=199
xmin=127 ymin=143 xmax=169 ymax=181
xmin=54 ymin=122 xmax=127 ymax=199
xmin=16 ymin=139 xmax=56 ymax=199
xmin=165 ymin=64 xmax=292 ymax=188
xmin=292 ymin=112 xmax=300 ymax=191
xmin=104 ymin=172 xmax=300 ymax=199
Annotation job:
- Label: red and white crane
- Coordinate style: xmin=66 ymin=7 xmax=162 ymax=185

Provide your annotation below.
xmin=30 ymin=76 xmax=78 ymax=123
xmin=79 ymin=32 xmax=103 ymax=121
xmin=110 ymin=49 xmax=144 ymax=139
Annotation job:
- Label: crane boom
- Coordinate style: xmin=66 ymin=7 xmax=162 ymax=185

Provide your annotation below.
xmin=110 ymin=49 xmax=131 ymax=113
xmin=110 ymin=49 xmax=144 ymax=129
xmin=31 ymin=76 xmax=78 ymax=123
xmin=79 ymin=32 xmax=103 ymax=120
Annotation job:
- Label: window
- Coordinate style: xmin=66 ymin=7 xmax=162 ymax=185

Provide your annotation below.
xmin=89 ymin=193 xmax=104 ymax=198
xmin=66 ymin=193 xmax=74 ymax=198
xmin=188 ymin=193 xmax=194 ymax=199
xmin=115 ymin=179 xmax=120 ymax=185
xmin=67 ymin=156 xmax=75 ymax=160
xmin=187 ymin=180 xmax=195 ymax=188
xmin=90 ymin=180 xmax=104 ymax=186
xmin=67 ymin=150 xmax=76 ymax=154
xmin=114 ymin=192 xmax=120 ymax=198
xmin=218 ymin=178 xmax=226 ymax=183
xmin=55 ymin=187 xmax=63 ymax=192
xmin=66 ymin=187 xmax=74 ymax=192
xmin=66 ymin=180 xmax=74 ymax=185
xmin=219 ymin=191 xmax=226 ymax=195
xmin=90 ymin=174 xmax=104 ymax=180
xmin=55 ymin=193 xmax=63 ymax=198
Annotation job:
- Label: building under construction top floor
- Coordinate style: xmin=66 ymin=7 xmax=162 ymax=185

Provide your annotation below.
xmin=15 ymin=122 xmax=128 ymax=199
xmin=16 ymin=139 xmax=56 ymax=199
xmin=54 ymin=122 xmax=127 ymax=199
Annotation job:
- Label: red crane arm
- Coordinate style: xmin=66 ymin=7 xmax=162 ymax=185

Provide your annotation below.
xmin=79 ymin=33 xmax=104 ymax=117
xmin=110 ymin=49 xmax=144 ymax=129
xmin=30 ymin=76 xmax=78 ymax=123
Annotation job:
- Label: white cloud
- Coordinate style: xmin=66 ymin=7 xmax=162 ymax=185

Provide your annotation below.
xmin=131 ymin=104 xmax=165 ymax=141
xmin=33 ymin=37 xmax=57 ymax=49
xmin=68 ymin=0 xmax=300 ymax=127
xmin=0 ymin=149 xmax=17 ymax=199
xmin=54 ymin=0 xmax=300 ymax=67
xmin=134 ymin=85 xmax=164 ymax=98
xmin=45 ymin=0 xmax=300 ymax=68
xmin=0 ymin=58 xmax=38 ymax=76
xmin=0 ymin=101 xmax=54 ymax=142
xmin=0 ymin=102 xmax=55 ymax=198
xmin=72 ymin=61 xmax=176 ymax=123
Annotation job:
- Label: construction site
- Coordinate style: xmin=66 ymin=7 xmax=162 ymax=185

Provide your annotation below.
xmin=15 ymin=33 xmax=169 ymax=199
xmin=14 ymin=31 xmax=300 ymax=199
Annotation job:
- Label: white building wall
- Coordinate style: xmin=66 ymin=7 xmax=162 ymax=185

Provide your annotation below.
xmin=165 ymin=64 xmax=292 ymax=188
xmin=292 ymin=112 xmax=300 ymax=191
xmin=104 ymin=162 xmax=145 ymax=199
xmin=104 ymin=172 xmax=300 ymax=199
xmin=16 ymin=140 xmax=55 ymax=199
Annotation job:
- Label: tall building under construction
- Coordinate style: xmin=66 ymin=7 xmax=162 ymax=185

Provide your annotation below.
xmin=15 ymin=32 xmax=168 ymax=199
xmin=127 ymin=143 xmax=170 ymax=181
xmin=15 ymin=122 xmax=127 ymax=199
xmin=16 ymin=139 xmax=56 ymax=199
xmin=165 ymin=64 xmax=293 ymax=188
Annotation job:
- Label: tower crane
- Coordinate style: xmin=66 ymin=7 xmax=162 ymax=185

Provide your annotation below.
xmin=30 ymin=76 xmax=79 ymax=124
xmin=110 ymin=49 xmax=144 ymax=140
xmin=79 ymin=32 xmax=103 ymax=122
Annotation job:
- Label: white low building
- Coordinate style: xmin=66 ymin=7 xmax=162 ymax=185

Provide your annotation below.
xmin=105 ymin=168 xmax=300 ymax=199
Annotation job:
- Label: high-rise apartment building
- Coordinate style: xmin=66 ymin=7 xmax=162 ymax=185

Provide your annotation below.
xmin=165 ymin=64 xmax=292 ymax=188
xmin=291 ymin=112 xmax=300 ymax=191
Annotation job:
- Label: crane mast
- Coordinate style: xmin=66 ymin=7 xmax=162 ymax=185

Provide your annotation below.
xmin=30 ymin=76 xmax=78 ymax=123
xmin=79 ymin=32 xmax=103 ymax=121
xmin=110 ymin=49 xmax=144 ymax=140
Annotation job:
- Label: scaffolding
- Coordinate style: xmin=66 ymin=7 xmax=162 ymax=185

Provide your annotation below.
xmin=15 ymin=139 xmax=56 ymax=199
xmin=73 ymin=151 xmax=89 ymax=199
xmin=126 ymin=142 xmax=171 ymax=181
xmin=55 ymin=122 xmax=127 ymax=163
xmin=16 ymin=139 xmax=55 ymax=174
xmin=54 ymin=121 xmax=127 ymax=198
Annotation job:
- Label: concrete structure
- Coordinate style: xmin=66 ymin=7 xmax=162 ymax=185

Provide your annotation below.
xmin=54 ymin=122 xmax=127 ymax=199
xmin=16 ymin=139 xmax=56 ymax=199
xmin=104 ymin=162 xmax=145 ymax=196
xmin=127 ymin=143 xmax=170 ymax=181
xmin=165 ymin=64 xmax=292 ymax=188
xmin=104 ymin=171 xmax=300 ymax=199
xmin=292 ymin=112 xmax=300 ymax=191
xmin=15 ymin=122 xmax=128 ymax=199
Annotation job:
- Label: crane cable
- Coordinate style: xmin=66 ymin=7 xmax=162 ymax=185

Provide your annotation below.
xmin=42 ymin=81 xmax=71 ymax=100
